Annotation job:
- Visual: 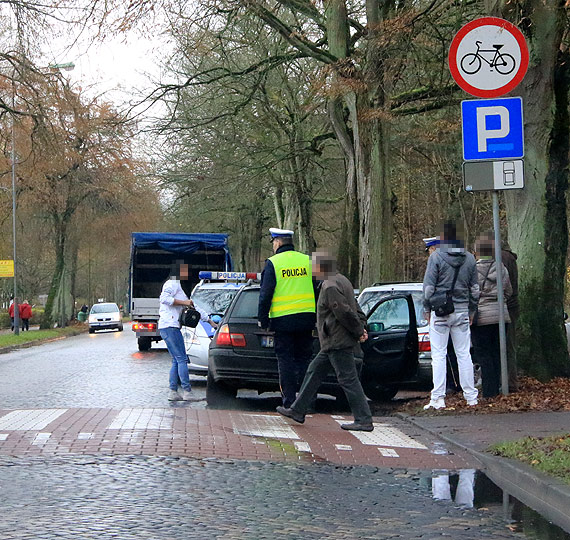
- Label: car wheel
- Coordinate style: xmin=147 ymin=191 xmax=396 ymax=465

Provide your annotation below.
xmin=138 ymin=337 xmax=152 ymax=351
xmin=118 ymin=324 xmax=123 ymax=332
xmin=88 ymin=328 xmax=95 ymax=334
xmin=206 ymin=370 xmax=237 ymax=408
xmin=363 ymin=382 xmax=399 ymax=402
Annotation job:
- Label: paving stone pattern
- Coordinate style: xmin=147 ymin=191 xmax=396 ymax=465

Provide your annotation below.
xmin=0 ymin=408 xmax=480 ymax=469
xmin=0 ymin=455 xmax=522 ymax=540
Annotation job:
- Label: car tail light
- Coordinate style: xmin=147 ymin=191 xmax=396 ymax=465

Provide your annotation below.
xmin=216 ymin=324 xmax=246 ymax=347
xmin=418 ymin=332 xmax=431 ymax=352
xmin=132 ymin=323 xmax=156 ymax=331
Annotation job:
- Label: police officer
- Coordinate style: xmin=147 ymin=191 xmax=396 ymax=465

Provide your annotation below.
xmin=258 ymin=228 xmax=316 ymax=408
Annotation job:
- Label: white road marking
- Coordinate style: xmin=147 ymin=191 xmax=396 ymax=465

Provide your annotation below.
xmin=330 ymin=415 xmax=346 ymax=419
xmin=0 ymin=409 xmax=68 ymax=431
xmin=32 ymin=433 xmax=51 ymax=446
xmin=77 ymin=433 xmax=94 ymax=440
xmin=0 ymin=434 xmax=8 ymax=441
xmin=108 ymin=409 xmax=174 ymax=430
xmin=379 ymin=448 xmax=399 ymax=457
xmin=233 ymin=414 xmax=299 ymax=439
xmin=335 ymin=444 xmax=352 ymax=451
xmin=294 ymin=442 xmax=311 ymax=453
xmin=335 ymin=421 xmax=427 ymax=449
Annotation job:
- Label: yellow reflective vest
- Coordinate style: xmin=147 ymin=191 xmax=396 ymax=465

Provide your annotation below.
xmin=268 ymin=251 xmax=316 ymax=318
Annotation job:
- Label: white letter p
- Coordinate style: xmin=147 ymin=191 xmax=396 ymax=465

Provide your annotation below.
xmin=477 ymin=106 xmax=510 ymax=152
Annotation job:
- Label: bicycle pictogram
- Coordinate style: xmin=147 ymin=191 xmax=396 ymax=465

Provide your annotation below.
xmin=460 ymin=41 xmax=516 ymax=75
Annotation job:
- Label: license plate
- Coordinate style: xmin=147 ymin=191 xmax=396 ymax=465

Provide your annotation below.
xmin=261 ymin=335 xmax=274 ymax=348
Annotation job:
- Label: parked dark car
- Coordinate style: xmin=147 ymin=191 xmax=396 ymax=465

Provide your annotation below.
xmin=206 ymin=283 xmax=419 ymax=407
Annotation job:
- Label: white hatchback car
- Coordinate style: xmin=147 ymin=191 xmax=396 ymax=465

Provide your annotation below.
xmin=183 ymin=280 xmax=244 ymax=375
xmin=88 ymin=303 xmax=123 ymax=333
xmin=358 ymin=283 xmax=432 ymax=385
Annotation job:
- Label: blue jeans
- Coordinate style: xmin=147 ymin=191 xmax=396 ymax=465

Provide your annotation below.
xmin=160 ymin=327 xmax=191 ymax=392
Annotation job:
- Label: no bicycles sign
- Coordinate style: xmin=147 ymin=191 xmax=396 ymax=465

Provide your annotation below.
xmin=449 ymin=17 xmax=529 ymax=98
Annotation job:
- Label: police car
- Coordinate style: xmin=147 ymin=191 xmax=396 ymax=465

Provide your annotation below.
xmin=206 ymin=280 xmax=420 ymax=407
xmin=183 ymin=272 xmax=254 ymax=375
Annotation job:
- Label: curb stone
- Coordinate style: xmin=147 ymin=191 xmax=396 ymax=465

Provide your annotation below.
xmin=397 ymin=412 xmax=570 ymax=533
xmin=0 ymin=327 xmax=87 ymax=355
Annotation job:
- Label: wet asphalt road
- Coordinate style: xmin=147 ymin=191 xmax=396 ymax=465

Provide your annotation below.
xmin=0 ymin=326 xmax=540 ymax=539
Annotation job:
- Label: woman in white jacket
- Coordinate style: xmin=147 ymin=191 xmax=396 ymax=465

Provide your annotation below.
xmin=159 ymin=261 xmax=213 ymax=401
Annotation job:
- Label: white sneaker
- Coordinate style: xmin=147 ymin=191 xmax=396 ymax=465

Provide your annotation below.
xmin=424 ymin=398 xmax=446 ymax=410
xmin=466 ymin=399 xmax=478 ymax=406
xmin=181 ymin=390 xmax=194 ymax=401
xmin=168 ymin=390 xmax=183 ymax=401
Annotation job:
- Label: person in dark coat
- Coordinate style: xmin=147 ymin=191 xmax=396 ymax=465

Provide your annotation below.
xmin=501 ymin=241 xmax=519 ymax=391
xmin=276 ymin=249 xmax=373 ymax=432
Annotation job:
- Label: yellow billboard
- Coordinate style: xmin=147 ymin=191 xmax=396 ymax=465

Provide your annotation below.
xmin=0 ymin=260 xmax=14 ymax=278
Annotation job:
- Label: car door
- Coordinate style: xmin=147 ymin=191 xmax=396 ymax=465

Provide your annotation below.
xmin=361 ymin=294 xmax=419 ymax=388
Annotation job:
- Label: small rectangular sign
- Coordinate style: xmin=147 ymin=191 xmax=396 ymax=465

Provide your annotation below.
xmin=462 ymin=97 xmax=524 ymax=161
xmin=0 ymin=260 xmax=14 ymax=278
xmin=463 ymin=160 xmax=524 ymax=192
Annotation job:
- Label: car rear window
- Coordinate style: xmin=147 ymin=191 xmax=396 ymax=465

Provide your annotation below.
xmin=230 ymin=289 xmax=259 ymax=319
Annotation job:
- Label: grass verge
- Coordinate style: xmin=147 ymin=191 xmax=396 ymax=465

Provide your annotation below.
xmin=490 ymin=434 xmax=570 ymax=484
xmin=0 ymin=326 xmax=86 ymax=349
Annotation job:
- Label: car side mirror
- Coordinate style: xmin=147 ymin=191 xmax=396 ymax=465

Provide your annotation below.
xmin=368 ymin=322 xmax=384 ymax=333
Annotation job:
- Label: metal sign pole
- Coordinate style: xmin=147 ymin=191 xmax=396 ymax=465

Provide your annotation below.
xmin=492 ymin=191 xmax=509 ymax=395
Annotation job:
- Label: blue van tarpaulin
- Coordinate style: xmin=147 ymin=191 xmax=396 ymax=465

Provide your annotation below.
xmin=131 ymin=232 xmax=232 ymax=268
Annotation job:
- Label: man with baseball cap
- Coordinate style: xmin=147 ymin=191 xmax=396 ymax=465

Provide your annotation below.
xmin=258 ymin=228 xmax=316 ymax=408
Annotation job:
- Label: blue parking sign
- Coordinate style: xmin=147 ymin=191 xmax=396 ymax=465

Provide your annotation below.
xmin=462 ymin=97 xmax=524 ymax=161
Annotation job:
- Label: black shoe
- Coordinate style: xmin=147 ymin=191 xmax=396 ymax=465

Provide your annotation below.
xmin=276 ymin=406 xmax=305 ymax=424
xmin=340 ymin=422 xmax=374 ymax=432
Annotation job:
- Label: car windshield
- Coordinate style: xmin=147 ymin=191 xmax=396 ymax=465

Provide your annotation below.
xmin=229 ymin=289 xmax=259 ymax=318
xmin=359 ymin=290 xmax=427 ymax=327
xmin=90 ymin=303 xmax=119 ymax=314
xmin=192 ymin=287 xmax=240 ymax=315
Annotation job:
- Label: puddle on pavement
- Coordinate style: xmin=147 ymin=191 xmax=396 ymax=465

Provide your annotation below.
xmin=419 ymin=470 xmax=570 ymax=539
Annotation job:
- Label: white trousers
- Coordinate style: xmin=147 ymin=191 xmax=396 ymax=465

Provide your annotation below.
xmin=429 ymin=311 xmax=478 ymax=402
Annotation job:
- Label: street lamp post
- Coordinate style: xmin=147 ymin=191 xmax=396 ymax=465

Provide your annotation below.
xmin=10 ymin=61 xmax=75 ymax=335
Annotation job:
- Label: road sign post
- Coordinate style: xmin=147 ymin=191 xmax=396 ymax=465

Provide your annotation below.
xmin=450 ymin=16 xmax=529 ymax=397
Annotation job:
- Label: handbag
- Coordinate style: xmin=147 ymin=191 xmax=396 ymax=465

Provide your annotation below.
xmin=429 ymin=260 xmax=463 ymax=317
xmin=179 ymin=306 xmax=201 ymax=328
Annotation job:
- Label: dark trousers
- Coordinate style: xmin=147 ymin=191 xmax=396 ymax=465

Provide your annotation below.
xmin=21 ymin=319 xmax=29 ymax=331
xmin=472 ymin=324 xmax=507 ymax=398
xmin=506 ymin=313 xmax=518 ymax=391
xmin=274 ymin=330 xmax=313 ymax=408
xmin=292 ymin=348 xmax=372 ymax=424
xmin=446 ymin=341 xmax=461 ymax=392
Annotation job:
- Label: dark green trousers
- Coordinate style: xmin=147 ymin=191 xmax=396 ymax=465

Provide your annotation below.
xmin=292 ymin=348 xmax=372 ymax=425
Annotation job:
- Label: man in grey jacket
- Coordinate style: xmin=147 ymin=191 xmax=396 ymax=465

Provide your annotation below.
xmin=276 ymin=249 xmax=373 ymax=431
xmin=423 ymin=221 xmax=480 ymax=410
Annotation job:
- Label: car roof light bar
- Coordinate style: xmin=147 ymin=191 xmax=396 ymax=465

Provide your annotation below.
xmin=198 ymin=271 xmax=261 ymax=281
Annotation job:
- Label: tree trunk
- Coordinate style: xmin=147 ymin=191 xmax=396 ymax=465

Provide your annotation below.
xmin=42 ymin=217 xmax=67 ymax=329
xmin=499 ymin=1 xmax=570 ymax=378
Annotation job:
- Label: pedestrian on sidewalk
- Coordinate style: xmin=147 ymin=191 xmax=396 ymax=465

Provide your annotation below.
xmin=276 ymin=249 xmax=373 ymax=432
xmin=258 ymin=228 xmax=316 ymax=408
xmin=424 ymin=236 xmax=461 ymax=394
xmin=472 ymin=233 xmax=512 ymax=398
xmin=8 ymin=298 xmax=15 ymax=332
xmin=422 ymin=220 xmax=480 ymax=410
xmin=502 ymin=240 xmax=520 ymax=392
xmin=159 ymin=260 xmax=213 ymax=402
xmin=19 ymin=300 xmax=32 ymax=331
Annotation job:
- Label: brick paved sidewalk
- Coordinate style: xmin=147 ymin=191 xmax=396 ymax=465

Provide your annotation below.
xmin=0 ymin=407 xmax=481 ymax=469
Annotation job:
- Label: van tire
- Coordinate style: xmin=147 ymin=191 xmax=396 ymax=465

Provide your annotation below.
xmin=138 ymin=337 xmax=152 ymax=351
xmin=363 ymin=382 xmax=399 ymax=402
